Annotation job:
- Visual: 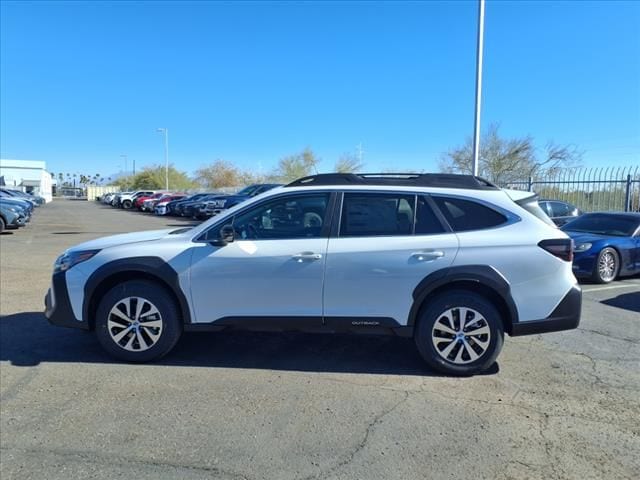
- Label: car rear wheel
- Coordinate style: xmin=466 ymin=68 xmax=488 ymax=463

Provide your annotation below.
xmin=122 ymin=200 xmax=133 ymax=209
xmin=0 ymin=216 xmax=5 ymax=233
xmin=95 ymin=280 xmax=182 ymax=362
xmin=592 ymin=247 xmax=619 ymax=284
xmin=414 ymin=290 xmax=504 ymax=376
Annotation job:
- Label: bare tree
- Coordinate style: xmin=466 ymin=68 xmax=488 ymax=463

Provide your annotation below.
xmin=194 ymin=160 xmax=242 ymax=189
xmin=274 ymin=148 xmax=320 ymax=182
xmin=334 ymin=153 xmax=364 ymax=173
xmin=439 ymin=124 xmax=582 ymax=184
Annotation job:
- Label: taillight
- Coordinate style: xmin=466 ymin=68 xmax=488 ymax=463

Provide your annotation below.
xmin=538 ymin=239 xmax=574 ymax=262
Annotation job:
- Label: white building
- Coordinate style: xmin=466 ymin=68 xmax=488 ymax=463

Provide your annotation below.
xmin=0 ymin=159 xmax=53 ymax=202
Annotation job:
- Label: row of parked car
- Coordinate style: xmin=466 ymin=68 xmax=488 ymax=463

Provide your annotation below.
xmin=98 ymin=184 xmax=282 ymax=220
xmin=0 ymin=188 xmax=46 ymax=232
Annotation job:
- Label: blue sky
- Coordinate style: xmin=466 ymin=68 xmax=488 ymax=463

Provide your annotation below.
xmin=1 ymin=0 xmax=638 ymax=178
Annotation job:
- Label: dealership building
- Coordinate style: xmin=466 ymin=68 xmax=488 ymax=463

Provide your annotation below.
xmin=0 ymin=159 xmax=53 ymax=203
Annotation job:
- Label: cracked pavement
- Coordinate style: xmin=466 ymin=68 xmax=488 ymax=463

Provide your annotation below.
xmin=1 ymin=200 xmax=639 ymax=479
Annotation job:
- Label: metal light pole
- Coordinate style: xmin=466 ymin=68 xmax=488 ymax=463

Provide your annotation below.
xmin=471 ymin=0 xmax=485 ymax=177
xmin=120 ymin=154 xmax=128 ymax=189
xmin=157 ymin=128 xmax=169 ymax=190
xmin=120 ymin=154 xmax=128 ymax=175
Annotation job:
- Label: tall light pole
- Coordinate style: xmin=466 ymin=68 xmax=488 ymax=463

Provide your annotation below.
xmin=472 ymin=0 xmax=485 ymax=177
xmin=120 ymin=154 xmax=128 ymax=189
xmin=356 ymin=142 xmax=364 ymax=165
xmin=157 ymin=128 xmax=169 ymax=190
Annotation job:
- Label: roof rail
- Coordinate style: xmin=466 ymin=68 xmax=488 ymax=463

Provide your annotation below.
xmin=285 ymin=173 xmax=498 ymax=190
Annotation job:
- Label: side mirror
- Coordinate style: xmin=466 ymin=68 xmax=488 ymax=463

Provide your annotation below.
xmin=211 ymin=224 xmax=235 ymax=246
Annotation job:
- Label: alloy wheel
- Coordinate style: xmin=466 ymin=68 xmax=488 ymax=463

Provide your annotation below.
xmin=107 ymin=296 xmax=164 ymax=352
xmin=598 ymin=251 xmax=616 ymax=282
xmin=431 ymin=307 xmax=491 ymax=364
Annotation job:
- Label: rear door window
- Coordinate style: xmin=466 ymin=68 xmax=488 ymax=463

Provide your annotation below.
xmin=340 ymin=193 xmax=415 ymax=236
xmin=433 ymin=196 xmax=507 ymax=232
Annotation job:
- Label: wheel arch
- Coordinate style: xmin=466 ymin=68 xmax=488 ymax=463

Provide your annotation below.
xmin=408 ymin=266 xmax=518 ymax=335
xmin=83 ymin=257 xmax=192 ymax=330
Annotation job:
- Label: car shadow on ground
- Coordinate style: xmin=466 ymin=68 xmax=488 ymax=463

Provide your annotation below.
xmin=0 ymin=312 xmax=499 ymax=377
xmin=601 ymin=292 xmax=640 ymax=313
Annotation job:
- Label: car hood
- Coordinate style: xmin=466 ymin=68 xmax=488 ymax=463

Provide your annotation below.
xmin=68 ymin=228 xmax=176 ymax=252
xmin=564 ymin=231 xmax=612 ymax=243
xmin=0 ymin=198 xmax=31 ymax=209
xmin=222 ymin=195 xmax=249 ymax=204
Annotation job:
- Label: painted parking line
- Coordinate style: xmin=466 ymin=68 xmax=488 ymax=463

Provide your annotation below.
xmin=582 ymin=283 xmax=640 ymax=293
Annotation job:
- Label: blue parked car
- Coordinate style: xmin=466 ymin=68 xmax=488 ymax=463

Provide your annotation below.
xmin=561 ymin=212 xmax=640 ymax=283
xmin=202 ymin=183 xmax=282 ymax=218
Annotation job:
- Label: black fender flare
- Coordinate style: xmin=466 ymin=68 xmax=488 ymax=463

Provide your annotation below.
xmin=407 ymin=265 xmax=519 ymax=331
xmin=83 ymin=256 xmax=192 ymax=326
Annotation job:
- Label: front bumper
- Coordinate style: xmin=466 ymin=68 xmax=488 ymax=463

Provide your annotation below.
xmin=571 ymin=252 xmax=597 ymax=277
xmin=511 ymin=285 xmax=581 ymax=336
xmin=44 ymin=272 xmax=89 ymax=330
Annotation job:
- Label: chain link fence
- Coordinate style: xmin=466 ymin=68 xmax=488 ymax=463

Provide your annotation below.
xmin=499 ymin=166 xmax=640 ymax=212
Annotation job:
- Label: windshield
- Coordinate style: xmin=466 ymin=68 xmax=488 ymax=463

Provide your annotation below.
xmin=236 ymin=185 xmax=260 ymax=196
xmin=561 ymin=214 xmax=639 ymax=237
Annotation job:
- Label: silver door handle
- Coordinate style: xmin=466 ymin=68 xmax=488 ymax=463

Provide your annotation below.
xmin=292 ymin=252 xmax=323 ymax=262
xmin=411 ymin=250 xmax=445 ymax=261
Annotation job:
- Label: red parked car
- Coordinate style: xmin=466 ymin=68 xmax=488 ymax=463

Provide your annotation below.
xmin=136 ymin=192 xmax=166 ymax=211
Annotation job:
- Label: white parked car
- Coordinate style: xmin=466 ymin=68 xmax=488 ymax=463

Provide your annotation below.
xmin=45 ymin=173 xmax=581 ymax=375
xmin=117 ymin=190 xmax=155 ymax=209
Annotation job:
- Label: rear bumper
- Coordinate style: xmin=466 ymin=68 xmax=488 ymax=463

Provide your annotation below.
xmin=44 ymin=272 xmax=89 ymax=330
xmin=511 ymin=285 xmax=581 ymax=336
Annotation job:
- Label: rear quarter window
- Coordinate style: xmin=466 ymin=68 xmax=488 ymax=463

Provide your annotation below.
xmin=433 ymin=197 xmax=507 ymax=232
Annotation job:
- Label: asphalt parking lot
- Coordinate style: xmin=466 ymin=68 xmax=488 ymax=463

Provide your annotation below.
xmin=1 ymin=200 xmax=639 ymax=480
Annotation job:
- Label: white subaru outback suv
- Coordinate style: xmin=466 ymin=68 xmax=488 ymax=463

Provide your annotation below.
xmin=45 ymin=173 xmax=581 ymax=375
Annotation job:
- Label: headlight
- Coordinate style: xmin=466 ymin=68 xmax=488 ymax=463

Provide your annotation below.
xmin=574 ymin=242 xmax=592 ymax=253
xmin=54 ymin=249 xmax=100 ymax=273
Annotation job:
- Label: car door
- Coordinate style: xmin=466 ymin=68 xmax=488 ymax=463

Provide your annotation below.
xmin=323 ymin=192 xmax=458 ymax=326
xmin=188 ymin=192 xmax=334 ymax=324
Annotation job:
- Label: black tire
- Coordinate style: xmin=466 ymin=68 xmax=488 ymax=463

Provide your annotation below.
xmin=414 ymin=290 xmax=504 ymax=376
xmin=591 ymin=247 xmax=619 ymax=284
xmin=0 ymin=216 xmax=5 ymax=233
xmin=122 ymin=200 xmax=132 ymax=209
xmin=94 ymin=280 xmax=182 ymax=362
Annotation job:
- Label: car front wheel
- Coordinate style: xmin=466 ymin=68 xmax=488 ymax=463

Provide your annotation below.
xmin=414 ymin=290 xmax=504 ymax=376
xmin=592 ymin=247 xmax=619 ymax=284
xmin=95 ymin=280 xmax=182 ymax=362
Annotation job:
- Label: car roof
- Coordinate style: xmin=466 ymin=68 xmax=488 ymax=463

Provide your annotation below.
xmin=580 ymin=212 xmax=640 ymax=219
xmin=285 ymin=173 xmax=498 ymax=190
